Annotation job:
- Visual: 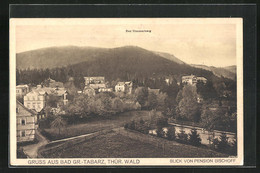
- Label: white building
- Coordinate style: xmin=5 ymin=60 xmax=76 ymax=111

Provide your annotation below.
xmin=24 ymin=90 xmax=47 ymax=112
xmin=182 ymin=75 xmax=207 ymax=85
xmin=197 ymin=77 xmax=207 ymax=84
xmin=182 ymin=75 xmax=197 ymax=85
xmin=84 ymin=76 xmax=105 ymax=85
xmin=16 ymin=85 xmax=30 ymax=97
xmin=98 ymin=87 xmax=113 ymax=93
xmin=24 ymin=85 xmax=69 ymax=112
xmin=115 ymin=81 xmax=133 ymax=94
xmin=83 ymin=86 xmax=96 ymax=97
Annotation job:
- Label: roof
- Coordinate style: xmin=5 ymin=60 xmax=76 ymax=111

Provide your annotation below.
xmin=54 ymin=88 xmax=68 ymax=96
xmin=116 ymin=81 xmax=132 ymax=86
xmin=148 ymin=87 xmax=160 ymax=94
xmin=16 ymin=84 xmax=29 ymax=88
xmin=32 ymin=87 xmax=67 ymax=95
xmin=125 ymin=81 xmax=132 ymax=85
xmin=116 ymin=82 xmax=125 ymax=85
xmin=26 ymin=90 xmax=47 ymax=96
xmin=197 ymin=77 xmax=207 ymax=80
xmin=16 ymin=100 xmax=37 ymax=115
xmin=89 ymin=83 xmax=106 ymax=89
xmin=84 ymin=86 xmax=95 ymax=90
xmin=182 ymin=75 xmax=196 ymax=79
xmin=84 ymin=76 xmax=105 ymax=80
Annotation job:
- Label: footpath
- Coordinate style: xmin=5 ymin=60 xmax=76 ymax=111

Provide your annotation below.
xmin=23 ymin=130 xmax=49 ymax=158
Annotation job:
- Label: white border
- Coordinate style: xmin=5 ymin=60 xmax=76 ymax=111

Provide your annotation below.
xmin=9 ymin=18 xmax=243 ymax=166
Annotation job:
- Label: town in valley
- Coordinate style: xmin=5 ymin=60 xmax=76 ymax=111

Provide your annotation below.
xmin=15 ymin=45 xmax=237 ymax=159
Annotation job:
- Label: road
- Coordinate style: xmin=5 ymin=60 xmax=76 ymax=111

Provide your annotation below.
xmin=148 ymin=123 xmax=236 ymax=145
xmin=169 ymin=122 xmax=236 ymax=145
xmin=22 ymin=130 xmax=49 ymax=158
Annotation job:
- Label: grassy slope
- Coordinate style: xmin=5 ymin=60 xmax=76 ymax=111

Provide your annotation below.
xmin=42 ymin=132 xmax=227 ymax=158
xmin=42 ymin=111 xmax=151 ymax=141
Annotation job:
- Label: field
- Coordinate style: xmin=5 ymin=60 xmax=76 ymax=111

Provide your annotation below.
xmin=41 ymin=131 xmax=227 ymax=158
xmin=41 ymin=111 xmax=151 ymax=141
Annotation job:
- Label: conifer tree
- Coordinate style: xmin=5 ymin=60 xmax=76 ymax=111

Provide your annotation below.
xmin=188 ymin=128 xmax=201 ymax=146
xmin=217 ymin=133 xmax=230 ymax=153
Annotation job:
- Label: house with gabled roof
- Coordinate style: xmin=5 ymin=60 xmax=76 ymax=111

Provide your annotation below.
xmin=24 ymin=90 xmax=47 ymax=112
xmin=16 ymin=100 xmax=37 ymax=143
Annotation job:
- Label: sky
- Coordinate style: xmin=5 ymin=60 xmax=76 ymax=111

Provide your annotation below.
xmin=14 ymin=18 xmax=241 ymax=67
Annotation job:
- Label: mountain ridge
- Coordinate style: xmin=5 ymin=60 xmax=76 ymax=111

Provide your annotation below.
xmin=16 ymin=45 xmax=235 ymax=81
xmin=190 ymin=64 xmax=236 ymax=80
xmin=16 ymin=45 xmax=186 ymax=70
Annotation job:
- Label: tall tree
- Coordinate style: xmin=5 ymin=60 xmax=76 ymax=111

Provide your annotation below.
xmin=188 ymin=128 xmax=201 ymax=146
xmin=51 ymin=116 xmax=67 ymax=136
xmin=134 ymin=87 xmax=148 ymax=108
xmin=176 ymin=85 xmax=200 ymax=122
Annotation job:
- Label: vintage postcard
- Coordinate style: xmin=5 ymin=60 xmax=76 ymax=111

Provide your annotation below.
xmin=10 ymin=18 xmax=243 ymax=166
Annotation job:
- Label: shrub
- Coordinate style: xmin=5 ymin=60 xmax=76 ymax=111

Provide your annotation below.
xmin=167 ymin=126 xmax=176 ymax=140
xmin=156 ymin=127 xmax=165 ymax=138
xmin=177 ymin=128 xmax=188 ymax=143
xmin=230 ymin=137 xmax=237 ymax=156
xmin=211 ymin=138 xmax=220 ymax=150
xmin=124 ymin=123 xmax=129 ymax=129
xmin=139 ymin=118 xmax=145 ymax=125
xmin=216 ymin=133 xmax=230 ymax=153
xmin=17 ymin=147 xmax=27 ymax=158
xmin=188 ymin=128 xmax=201 ymax=146
xmin=156 ymin=116 xmax=168 ymax=128
xmin=128 ymin=120 xmax=136 ymax=130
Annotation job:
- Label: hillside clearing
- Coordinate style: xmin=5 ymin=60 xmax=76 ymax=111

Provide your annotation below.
xmin=41 ymin=131 xmax=228 ymax=158
xmin=41 ymin=111 xmax=151 ymax=141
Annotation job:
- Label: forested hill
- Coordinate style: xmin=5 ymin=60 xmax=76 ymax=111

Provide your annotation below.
xmin=16 ymin=45 xmax=219 ymax=83
xmin=223 ymin=65 xmax=236 ymax=74
xmin=16 ymin=46 xmax=187 ymax=70
xmin=67 ymin=46 xmax=215 ymax=82
xmin=190 ymin=64 xmax=236 ymax=80
xmin=16 ymin=46 xmax=109 ymax=69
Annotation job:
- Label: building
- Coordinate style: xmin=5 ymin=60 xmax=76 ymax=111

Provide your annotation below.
xmin=115 ymin=81 xmax=133 ymax=94
xmin=24 ymin=90 xmax=47 ymax=112
xmin=197 ymin=77 xmax=207 ymax=84
xmin=44 ymin=78 xmax=64 ymax=88
xmin=148 ymin=87 xmax=160 ymax=95
xmin=83 ymin=86 xmax=96 ymax=97
xmin=53 ymin=87 xmax=69 ymax=106
xmin=84 ymin=77 xmax=105 ymax=85
xmin=98 ymin=87 xmax=113 ymax=93
xmin=182 ymin=75 xmax=197 ymax=85
xmin=16 ymin=100 xmax=37 ymax=143
xmin=89 ymin=83 xmax=107 ymax=90
xmin=33 ymin=85 xmax=69 ymax=106
xmin=182 ymin=75 xmax=207 ymax=85
xmin=16 ymin=85 xmax=30 ymax=97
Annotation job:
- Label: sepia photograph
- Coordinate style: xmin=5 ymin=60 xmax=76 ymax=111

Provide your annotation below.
xmin=9 ymin=18 xmax=243 ymax=166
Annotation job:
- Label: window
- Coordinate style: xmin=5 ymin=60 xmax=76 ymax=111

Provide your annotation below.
xmin=16 ymin=108 xmax=19 ymax=113
xmin=21 ymin=131 xmax=25 ymax=137
xmin=21 ymin=119 xmax=26 ymax=125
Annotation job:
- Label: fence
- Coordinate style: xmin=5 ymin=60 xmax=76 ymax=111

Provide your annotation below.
xmin=115 ymin=128 xmax=227 ymax=157
xmin=38 ymin=129 xmax=112 ymax=158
